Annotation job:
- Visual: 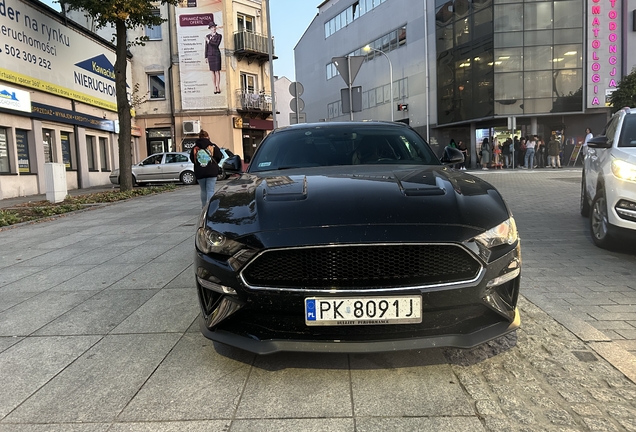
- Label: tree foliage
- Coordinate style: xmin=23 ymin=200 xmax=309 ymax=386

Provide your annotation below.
xmin=59 ymin=0 xmax=177 ymax=190
xmin=609 ymin=67 xmax=636 ymax=113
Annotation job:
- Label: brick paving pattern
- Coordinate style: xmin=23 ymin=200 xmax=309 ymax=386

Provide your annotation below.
xmin=0 ymin=171 xmax=635 ymax=431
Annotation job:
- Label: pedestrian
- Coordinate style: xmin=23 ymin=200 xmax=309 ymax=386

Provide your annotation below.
xmin=524 ymin=135 xmax=537 ymax=169
xmin=513 ymin=136 xmax=520 ymax=167
xmin=582 ymin=127 xmax=593 ymax=156
xmin=457 ymin=140 xmax=468 ymax=170
xmin=492 ymin=137 xmax=502 ymax=169
xmin=190 ymin=130 xmax=223 ymax=207
xmin=547 ymin=134 xmax=561 ymax=168
xmin=481 ymin=137 xmax=491 ymax=170
xmin=518 ymin=137 xmax=526 ymax=168
xmin=536 ymin=137 xmax=546 ymax=168
xmin=502 ymin=138 xmax=512 ymax=168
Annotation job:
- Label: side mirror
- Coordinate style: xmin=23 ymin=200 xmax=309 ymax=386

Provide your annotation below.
xmin=440 ymin=146 xmax=464 ymax=165
xmin=586 ymin=136 xmax=611 ymax=149
xmin=223 ymin=155 xmax=243 ymax=174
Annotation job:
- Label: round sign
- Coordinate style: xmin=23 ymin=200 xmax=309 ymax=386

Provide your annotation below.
xmin=289 ymin=82 xmax=304 ymax=97
xmin=290 ymin=98 xmax=305 ymax=112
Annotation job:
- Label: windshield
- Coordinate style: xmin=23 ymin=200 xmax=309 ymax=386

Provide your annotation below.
xmin=248 ymin=125 xmax=439 ymax=172
xmin=619 ymin=114 xmax=636 ymax=148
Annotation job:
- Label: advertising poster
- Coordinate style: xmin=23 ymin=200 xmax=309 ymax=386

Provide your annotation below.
xmin=15 ymin=129 xmax=30 ymax=173
xmin=176 ymin=0 xmax=227 ymax=110
xmin=0 ymin=0 xmax=128 ymax=111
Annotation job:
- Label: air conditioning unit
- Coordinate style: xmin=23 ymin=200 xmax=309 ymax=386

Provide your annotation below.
xmin=183 ymin=120 xmax=201 ymax=135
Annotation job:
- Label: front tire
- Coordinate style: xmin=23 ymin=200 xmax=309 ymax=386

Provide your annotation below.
xmin=590 ymin=190 xmax=615 ymax=249
xmin=580 ymin=176 xmax=590 ymax=217
xmin=181 ymin=171 xmax=196 ymax=185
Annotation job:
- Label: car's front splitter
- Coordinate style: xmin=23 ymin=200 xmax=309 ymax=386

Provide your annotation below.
xmin=199 ymin=308 xmax=520 ymax=355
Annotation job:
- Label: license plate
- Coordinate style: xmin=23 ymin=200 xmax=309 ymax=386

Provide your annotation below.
xmin=304 ymin=296 xmax=422 ymax=326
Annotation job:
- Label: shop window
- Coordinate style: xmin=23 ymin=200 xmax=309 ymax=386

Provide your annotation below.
xmin=16 ymin=129 xmax=30 ymax=173
xmin=43 ymin=129 xmax=55 ymax=163
xmin=61 ymin=132 xmax=73 ymax=169
xmin=145 ymin=9 xmax=162 ymax=40
xmin=99 ymin=137 xmax=109 ymax=171
xmin=86 ymin=136 xmax=96 ymax=171
xmin=149 ymin=73 xmax=166 ymax=99
xmin=0 ymin=128 xmax=9 ymax=173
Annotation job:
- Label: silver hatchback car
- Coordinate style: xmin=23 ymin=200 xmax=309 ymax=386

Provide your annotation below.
xmin=109 ymin=152 xmax=196 ymax=186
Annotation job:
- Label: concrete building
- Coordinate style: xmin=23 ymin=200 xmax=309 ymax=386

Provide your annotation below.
xmin=274 ymin=76 xmax=294 ymax=128
xmin=296 ymin=0 xmax=633 ymax=166
xmin=0 ymin=0 xmax=123 ymax=199
xmin=66 ymin=0 xmax=275 ymax=163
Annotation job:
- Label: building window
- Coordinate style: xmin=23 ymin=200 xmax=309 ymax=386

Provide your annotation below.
xmin=60 ymin=132 xmax=74 ymax=169
xmin=99 ymin=137 xmax=109 ymax=171
xmin=240 ymin=73 xmax=257 ymax=93
xmin=42 ymin=129 xmax=55 ymax=163
xmin=145 ymin=8 xmax=162 ymax=40
xmin=0 ymin=128 xmax=9 ymax=173
xmin=325 ymin=0 xmax=392 ymax=38
xmin=16 ymin=129 xmax=30 ymax=173
xmin=237 ymin=14 xmax=254 ymax=32
xmin=149 ymin=73 xmax=166 ymax=99
xmin=86 ymin=136 xmax=96 ymax=171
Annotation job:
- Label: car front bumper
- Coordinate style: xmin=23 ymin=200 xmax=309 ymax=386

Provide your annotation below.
xmin=199 ymin=308 xmax=520 ymax=354
xmin=194 ymin=241 xmax=521 ymax=354
xmin=605 ymin=174 xmax=636 ymax=232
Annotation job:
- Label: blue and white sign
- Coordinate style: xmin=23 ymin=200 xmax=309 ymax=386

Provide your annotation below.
xmin=0 ymin=84 xmax=31 ymax=112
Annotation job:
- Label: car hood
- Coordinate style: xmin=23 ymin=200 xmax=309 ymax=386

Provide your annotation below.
xmin=207 ymin=166 xmax=511 ymax=244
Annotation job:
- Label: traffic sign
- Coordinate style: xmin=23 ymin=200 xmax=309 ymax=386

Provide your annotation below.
xmin=290 ymin=98 xmax=305 ymax=112
xmin=289 ymin=82 xmax=304 ymax=97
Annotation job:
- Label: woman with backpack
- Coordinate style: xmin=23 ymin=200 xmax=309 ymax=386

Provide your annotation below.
xmin=190 ymin=130 xmax=223 ymax=207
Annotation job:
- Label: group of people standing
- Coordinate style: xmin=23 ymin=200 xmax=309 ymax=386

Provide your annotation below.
xmin=478 ymin=135 xmax=564 ymax=170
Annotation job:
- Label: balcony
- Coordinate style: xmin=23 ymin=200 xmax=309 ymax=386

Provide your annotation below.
xmin=236 ymin=91 xmax=273 ymax=119
xmin=233 ymin=30 xmax=277 ymax=65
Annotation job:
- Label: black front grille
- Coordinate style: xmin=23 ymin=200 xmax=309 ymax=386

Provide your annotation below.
xmin=241 ymin=244 xmax=481 ymax=289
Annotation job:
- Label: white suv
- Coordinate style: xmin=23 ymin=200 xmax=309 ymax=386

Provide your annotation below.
xmin=580 ymin=107 xmax=636 ymax=248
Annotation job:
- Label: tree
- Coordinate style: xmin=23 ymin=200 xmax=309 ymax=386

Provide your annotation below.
xmin=609 ymin=67 xmax=636 ymax=114
xmin=60 ymin=0 xmax=177 ymax=191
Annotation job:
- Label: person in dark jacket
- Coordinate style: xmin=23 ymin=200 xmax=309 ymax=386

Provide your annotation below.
xmin=190 ymin=130 xmax=223 ymax=207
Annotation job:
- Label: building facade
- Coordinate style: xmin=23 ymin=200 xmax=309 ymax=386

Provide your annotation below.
xmin=68 ymin=0 xmax=275 ymax=164
xmin=296 ymin=0 xmax=633 ymax=166
xmin=0 ymin=0 xmax=124 ymax=199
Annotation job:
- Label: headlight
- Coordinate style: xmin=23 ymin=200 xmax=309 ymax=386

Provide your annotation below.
xmin=475 ymin=217 xmax=518 ymax=249
xmin=611 ymin=159 xmax=636 ymax=182
xmin=196 ymin=227 xmax=243 ymax=256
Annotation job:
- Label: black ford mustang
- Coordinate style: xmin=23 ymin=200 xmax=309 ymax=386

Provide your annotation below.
xmin=194 ymin=122 xmax=520 ymax=354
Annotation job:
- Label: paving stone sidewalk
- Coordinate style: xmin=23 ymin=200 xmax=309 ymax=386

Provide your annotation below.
xmin=0 ymin=171 xmax=635 ymax=431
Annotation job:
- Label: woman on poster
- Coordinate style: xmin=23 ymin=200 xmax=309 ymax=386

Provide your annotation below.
xmin=205 ymin=20 xmax=222 ymax=94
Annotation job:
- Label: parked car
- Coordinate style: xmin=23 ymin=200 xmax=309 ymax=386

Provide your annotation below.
xmin=194 ymin=122 xmax=521 ymax=354
xmin=217 ymin=148 xmax=235 ymax=180
xmin=580 ymin=107 xmax=636 ymax=248
xmin=109 ymin=152 xmax=196 ymax=186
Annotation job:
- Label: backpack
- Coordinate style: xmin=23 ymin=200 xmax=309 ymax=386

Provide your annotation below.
xmin=196 ymin=148 xmax=212 ymax=167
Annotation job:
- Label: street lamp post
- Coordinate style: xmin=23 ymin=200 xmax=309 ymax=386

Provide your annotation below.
xmin=363 ymin=45 xmax=393 ymax=122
